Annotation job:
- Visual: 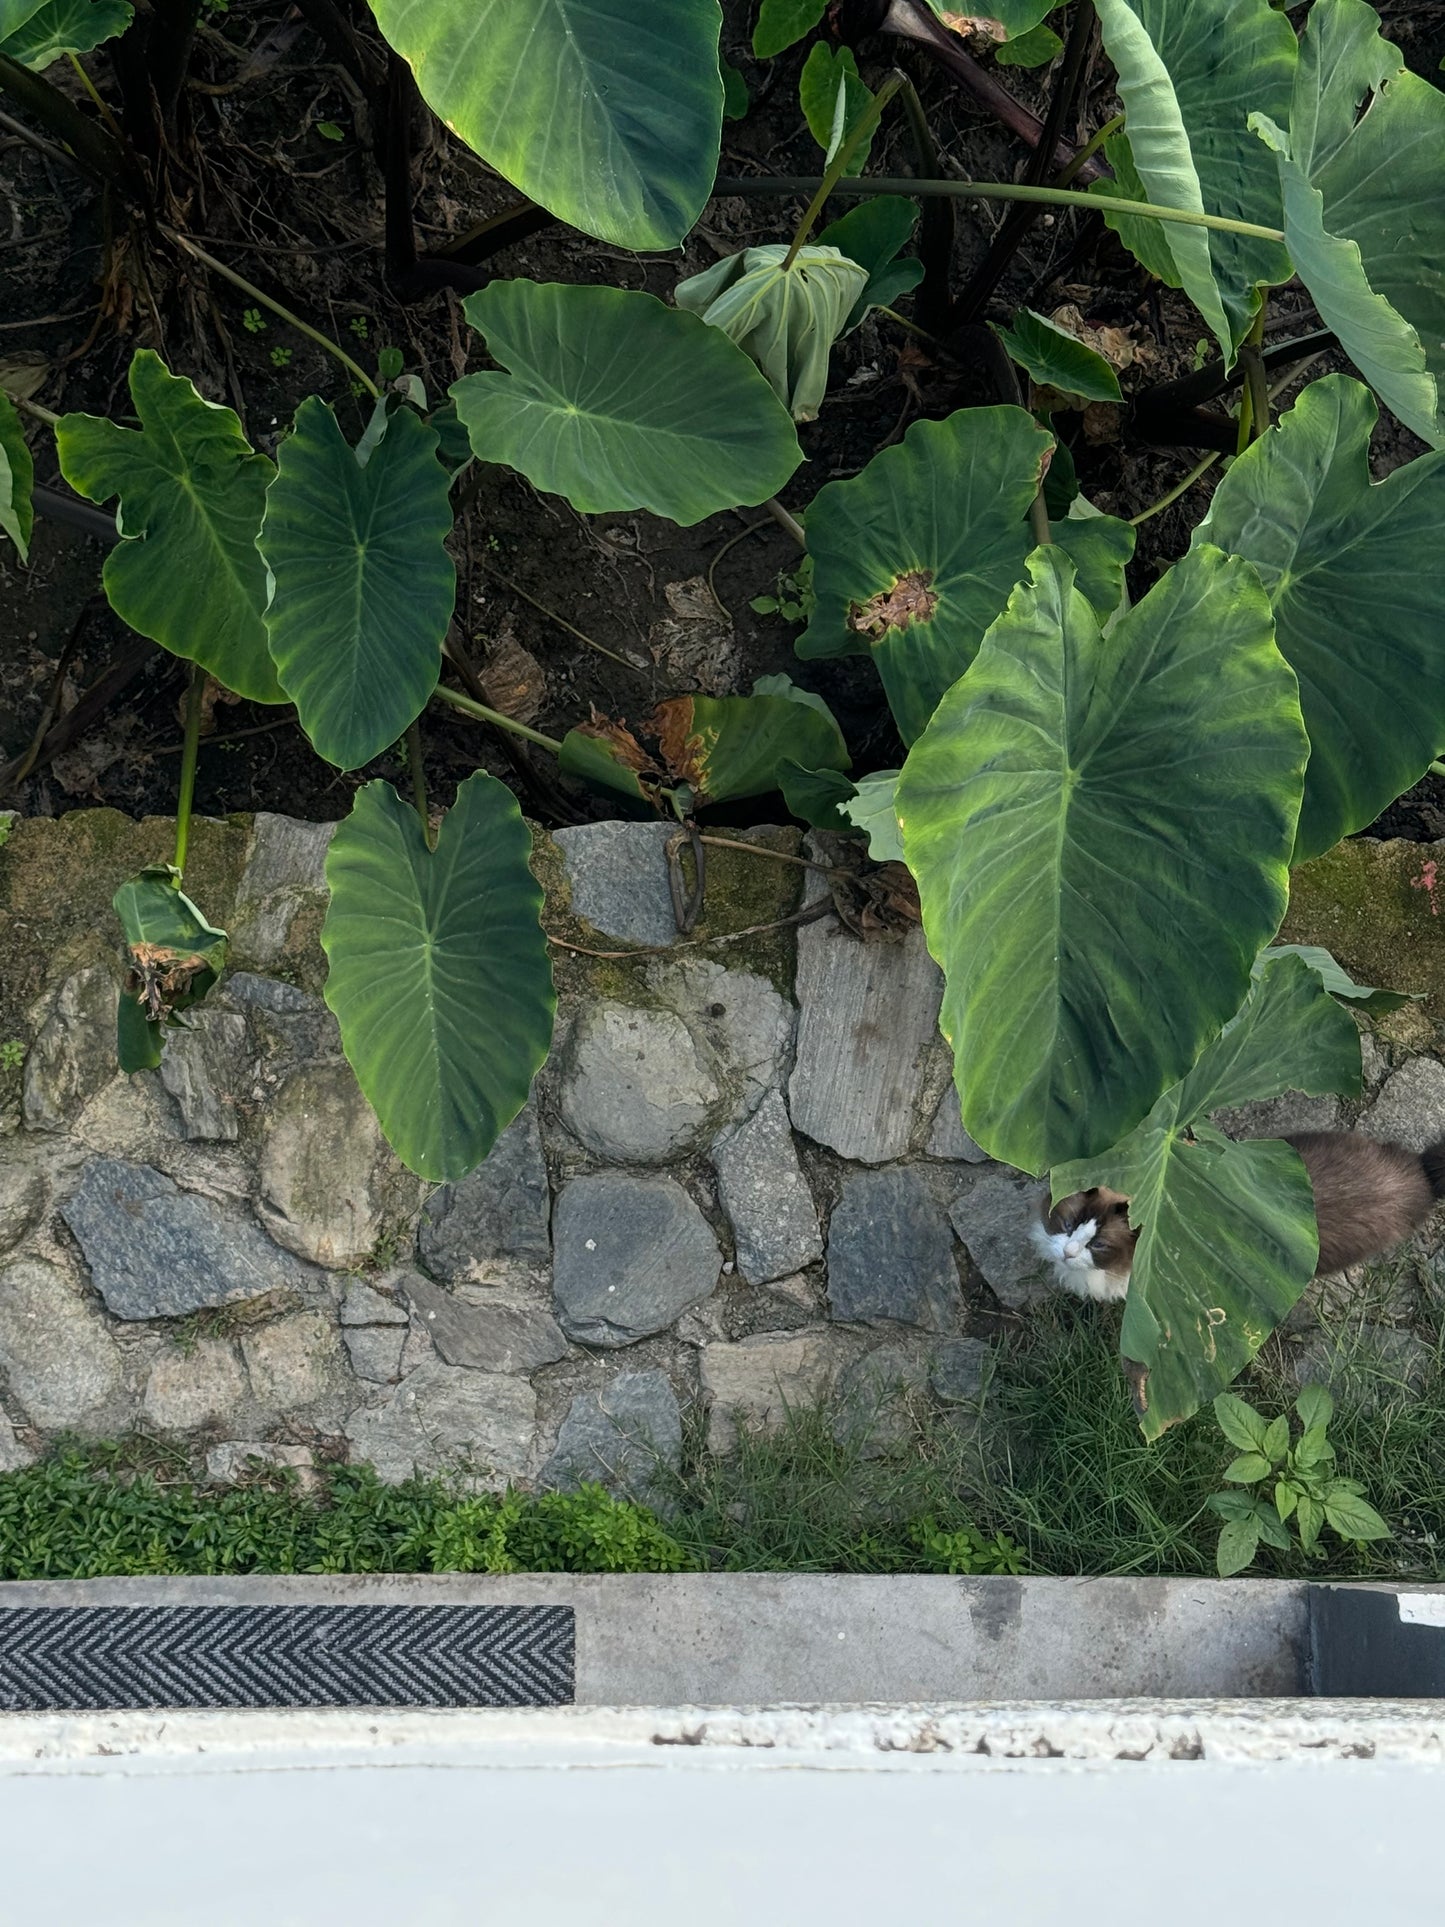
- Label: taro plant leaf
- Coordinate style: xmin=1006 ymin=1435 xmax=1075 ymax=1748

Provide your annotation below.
xmin=1250 ymin=1 xmax=1443 ymax=447
xmin=321 ymin=773 xmax=556 ymax=1184
xmin=258 ymin=400 xmax=455 ymax=771
xmin=841 ymin=768 xmax=904 ymax=863
xmin=995 ymin=309 xmax=1123 ymax=405
xmin=558 ymin=715 xmax=661 ymax=805
xmin=753 ymin=0 xmax=826 ymax=57
xmin=0 ymin=388 xmax=34 ymax=562
xmin=1256 ymin=942 xmax=1419 ymax=1020
xmin=799 ymin=43 xmax=873 ymax=175
xmin=1052 ymin=956 xmax=1362 ymax=1439
xmin=922 ymin=0 xmax=1056 ymax=32
xmin=56 ymin=350 xmax=281 ymax=703
xmin=674 ymin=244 xmax=868 ymax=423
xmin=1092 ymin=130 xmax=1185 ymax=290
xmin=453 ymin=281 xmax=803 ymax=522
xmin=1090 ymin=0 xmax=1296 ymax=358
xmin=366 ymin=0 xmax=722 ymax=252
xmin=778 ymin=759 xmax=857 ymax=834
xmin=113 ymin=866 xmax=228 ymax=1075
xmin=996 ymin=22 xmax=1063 ymax=66
xmin=815 ymin=198 xmax=923 ymax=331
xmin=0 ymin=0 xmax=49 ymax=30
xmin=721 ymin=57 xmax=749 ymax=119
xmin=897 ymin=544 xmax=1308 ymax=1174
xmin=652 ymin=689 xmax=849 ymax=804
xmin=1196 ymin=376 xmax=1445 ymax=859
xmin=0 ymin=0 xmax=132 ymax=65
xmin=798 ymin=406 xmax=1135 ymax=745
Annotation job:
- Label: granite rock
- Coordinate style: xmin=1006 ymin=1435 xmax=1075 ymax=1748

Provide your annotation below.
xmin=231 ymin=813 xmax=335 ymax=968
xmin=0 ymin=1150 xmax=48 ymax=1255
xmin=711 ymin=1091 xmax=821 ymax=1285
xmin=344 ymin=1359 xmax=537 ymax=1485
xmin=0 ymin=1258 xmax=128 ymax=1432
xmin=342 ymin=1325 xmax=408 ymax=1383
xmin=539 ymin=1370 xmax=682 ymax=1504
xmin=950 ymin=1168 xmax=1049 ymax=1310
xmin=339 ymin=1280 xmax=410 ymax=1327
xmin=926 ymin=1089 xmax=989 ymax=1164
xmin=1288 ymin=1324 xmax=1433 ymax=1412
xmin=826 ymin=1167 xmax=960 ymax=1332
xmin=700 ymin=1327 xmax=847 ymax=1453
xmin=559 ymin=1003 xmax=720 ymax=1163
xmin=158 ymin=1009 xmax=248 ymax=1140
xmin=142 ymin=1340 xmax=250 ymax=1431
xmin=552 ymin=1174 xmax=719 ymax=1346
xmin=257 ymin=1061 xmax=422 ymax=1269
xmin=929 ymin=1337 xmax=994 ymax=1404
xmin=401 ymin=1272 xmax=568 ymax=1373
xmin=1214 ymin=1091 xmax=1344 ymax=1142
xmin=205 ymin=1441 xmax=317 ymax=1485
xmin=415 ymin=1106 xmax=550 ymax=1281
xmin=552 ymin=820 xmax=680 ymax=948
xmin=61 ymin=1156 xmax=322 ymax=1319
xmin=22 ymin=966 xmax=118 ymax=1132
xmin=0 ymin=1425 xmax=36 ymax=1472
xmin=241 ymin=1312 xmax=354 ymax=1421
xmin=1361 ymin=1059 xmax=1445 ymax=1155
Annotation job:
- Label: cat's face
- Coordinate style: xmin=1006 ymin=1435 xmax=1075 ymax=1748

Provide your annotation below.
xmin=1035 ymin=1186 xmax=1137 ymax=1282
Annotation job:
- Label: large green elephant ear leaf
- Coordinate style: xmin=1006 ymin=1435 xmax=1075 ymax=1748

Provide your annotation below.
xmin=366 ymin=0 xmax=721 ymax=251
xmin=1251 ymin=0 xmax=1443 ymax=448
xmin=452 ymin=281 xmax=802 ymax=525
xmin=897 ymin=543 xmax=1306 ymax=1174
xmin=1196 ymin=375 xmax=1445 ymax=862
xmin=1053 ymin=955 xmax=1361 ymax=1440
xmin=55 ymin=350 xmax=281 ymax=703
xmin=0 ymin=389 xmax=34 ymax=562
xmin=0 ymin=0 xmax=132 ymax=66
xmin=322 ymin=773 xmax=556 ymax=1183
xmin=1091 ymin=0 xmax=1295 ymax=359
xmin=257 ymin=400 xmax=454 ymax=771
xmin=797 ymin=407 xmax=1135 ymax=744
xmin=652 ymin=684 xmax=849 ymax=804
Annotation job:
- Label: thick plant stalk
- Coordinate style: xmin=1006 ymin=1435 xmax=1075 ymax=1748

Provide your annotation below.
xmin=894 ymin=73 xmax=953 ymax=335
xmin=173 ymin=661 xmax=206 ymax=877
xmin=784 ymin=73 xmax=904 ymax=267
xmin=0 ymin=49 xmax=130 ymax=182
xmin=431 ymin=682 xmax=565 ymax=754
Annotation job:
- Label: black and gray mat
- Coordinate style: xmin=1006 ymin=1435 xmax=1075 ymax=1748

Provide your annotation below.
xmin=0 ymin=1605 xmax=575 ymax=1709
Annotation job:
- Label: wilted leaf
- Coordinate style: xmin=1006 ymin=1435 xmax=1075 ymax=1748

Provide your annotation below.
xmin=0 ymin=389 xmax=34 ymax=562
xmin=652 ymin=688 xmax=849 ymax=804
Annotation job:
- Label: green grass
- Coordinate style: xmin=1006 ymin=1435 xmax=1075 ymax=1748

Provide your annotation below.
xmin=1 ymin=1297 xmax=1441 ymax=1580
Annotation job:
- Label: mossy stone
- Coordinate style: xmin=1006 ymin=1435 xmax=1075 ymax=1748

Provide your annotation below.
xmin=1282 ymin=837 xmax=1445 ymax=1040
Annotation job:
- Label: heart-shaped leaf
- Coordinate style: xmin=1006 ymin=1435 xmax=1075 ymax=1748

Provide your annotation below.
xmin=799 ymin=43 xmax=874 ymax=175
xmin=1250 ymin=0 xmax=1443 ymax=448
xmin=815 ymin=197 xmax=923 ymax=331
xmin=995 ymin=309 xmax=1123 ymax=405
xmin=674 ymin=244 xmax=868 ymax=422
xmin=797 ymin=406 xmax=1136 ymax=744
xmin=0 ymin=0 xmax=131 ymax=65
xmin=113 ymin=865 xmax=228 ymax=1074
xmin=753 ymin=0 xmax=826 ymax=57
xmin=258 ymin=399 xmax=455 ymax=770
xmin=1091 ymin=0 xmax=1296 ymax=358
xmin=1052 ymin=955 xmax=1361 ymax=1439
xmin=897 ymin=543 xmax=1306 ymax=1173
xmin=322 ymin=773 xmax=556 ymax=1183
xmin=778 ymin=759 xmax=857 ymax=834
xmin=652 ymin=687 xmax=849 ymax=804
xmin=0 ymin=0 xmax=49 ymax=31
xmin=453 ymin=281 xmax=803 ymax=523
xmin=1196 ymin=376 xmax=1445 ymax=859
xmin=366 ymin=0 xmax=722 ymax=251
xmin=0 ymin=389 xmax=33 ymax=561
xmin=56 ymin=350 xmax=281 ymax=702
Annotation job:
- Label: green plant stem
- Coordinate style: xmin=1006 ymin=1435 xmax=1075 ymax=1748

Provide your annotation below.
xmin=716 ymin=174 xmax=1285 ymax=244
xmin=431 ymin=681 xmax=565 ymax=754
xmin=1028 ymin=491 xmax=1052 ymax=547
xmin=893 ymin=71 xmax=952 ymax=331
xmin=3 ymin=391 xmax=59 ymax=426
xmin=173 ymin=661 xmax=206 ymax=877
xmin=876 ymin=304 xmax=943 ymax=348
xmin=65 ymin=52 xmax=123 ymax=145
xmin=1129 ymin=449 xmax=1222 ymax=527
xmin=1430 ymin=761 xmax=1445 ymax=780
xmin=783 ymin=73 xmax=905 ymax=268
xmin=1054 ymin=111 xmax=1124 ymax=189
xmin=765 ymin=497 xmax=807 ymax=547
xmin=405 ymin=718 xmax=431 ymax=848
xmin=1239 ymin=306 xmax=1270 ymax=452
xmin=159 ymin=227 xmax=380 ymax=398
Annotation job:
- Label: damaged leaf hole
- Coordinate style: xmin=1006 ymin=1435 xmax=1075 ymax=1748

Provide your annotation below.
xmin=848 ymin=569 xmax=940 ymax=641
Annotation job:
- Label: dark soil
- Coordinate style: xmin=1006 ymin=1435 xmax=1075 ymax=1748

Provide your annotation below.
xmin=3 ymin=2 xmax=1445 ymax=836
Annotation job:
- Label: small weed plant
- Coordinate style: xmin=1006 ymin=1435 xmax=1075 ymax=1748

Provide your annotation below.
xmin=1208 ymin=1385 xmax=1390 ymax=1576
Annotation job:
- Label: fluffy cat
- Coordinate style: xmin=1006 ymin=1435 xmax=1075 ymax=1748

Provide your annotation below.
xmin=1030 ymin=1131 xmax=1445 ymax=1303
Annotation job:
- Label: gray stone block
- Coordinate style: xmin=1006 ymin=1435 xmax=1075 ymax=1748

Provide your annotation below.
xmin=926 ymin=1089 xmax=989 ymax=1163
xmin=559 ymin=1004 xmax=719 ymax=1164
xmin=343 ymin=1359 xmax=536 ymax=1485
xmin=142 ymin=1340 xmax=250 ymax=1431
xmin=159 ymin=1009 xmax=248 ymax=1141
xmin=0 ymin=1258 xmax=128 ymax=1433
xmin=540 ymin=1371 xmax=681 ymax=1504
xmin=711 ymin=1091 xmax=821 ymax=1285
xmin=789 ymin=903 xmax=944 ymax=1164
xmin=0 ymin=1149 xmax=48 ymax=1256
xmin=1362 ymin=1059 xmax=1445 ymax=1154
xmin=205 ymin=1441 xmax=316 ymax=1484
xmin=22 ymin=966 xmax=118 ymax=1132
xmin=826 ymin=1167 xmax=960 ymax=1332
xmin=950 ymin=1168 xmax=1049 ymax=1311
xmin=343 ymin=1325 xmax=408 ymax=1383
xmin=257 ymin=1062 xmax=422 ymax=1269
xmin=402 ymin=1272 xmax=567 ymax=1373
xmin=700 ymin=1326 xmax=847 ymax=1452
xmin=416 ymin=1106 xmax=551 ymax=1277
xmin=930 ymin=1337 xmax=994 ymax=1404
xmin=553 ymin=820 xmax=680 ymax=947
xmin=61 ymin=1157 xmax=323 ymax=1319
xmin=339 ymin=1280 xmax=410 ymax=1327
xmin=552 ymin=1174 xmax=720 ymax=1347
xmin=240 ymin=1312 xmax=355 ymax=1422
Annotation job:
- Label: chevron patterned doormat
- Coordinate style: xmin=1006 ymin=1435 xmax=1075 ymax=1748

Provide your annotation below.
xmin=0 ymin=1605 xmax=575 ymax=1709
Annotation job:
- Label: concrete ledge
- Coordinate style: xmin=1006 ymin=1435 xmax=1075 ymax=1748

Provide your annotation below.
xmin=0 ymin=1574 xmax=1307 ymax=1701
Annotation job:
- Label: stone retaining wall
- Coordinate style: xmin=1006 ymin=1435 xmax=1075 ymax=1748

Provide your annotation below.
xmin=0 ymin=808 xmax=1442 ymax=1497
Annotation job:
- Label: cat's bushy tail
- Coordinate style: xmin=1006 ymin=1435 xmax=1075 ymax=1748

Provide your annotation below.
xmin=1421 ymin=1139 xmax=1445 ymax=1199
